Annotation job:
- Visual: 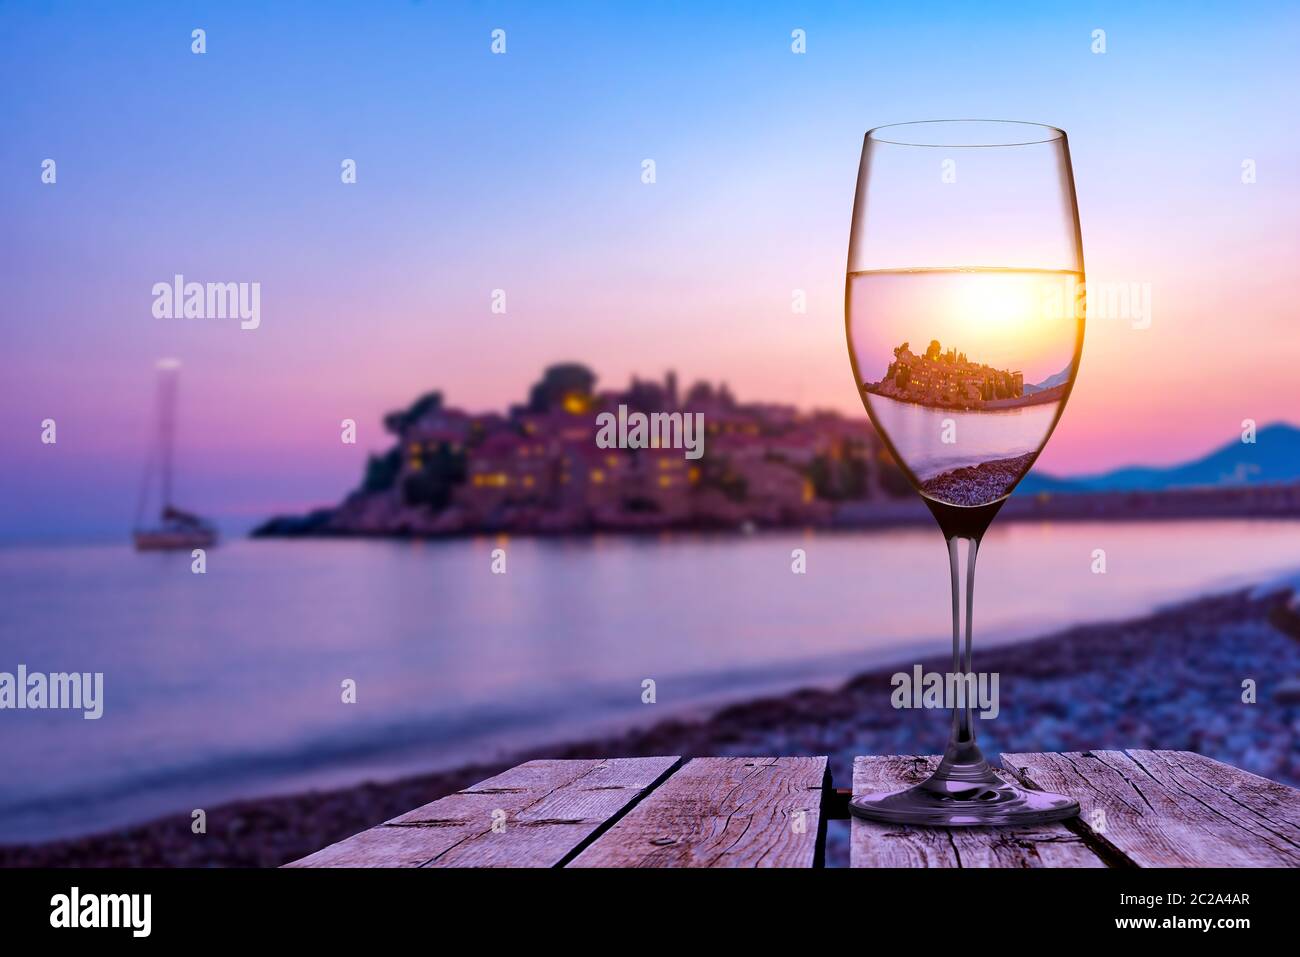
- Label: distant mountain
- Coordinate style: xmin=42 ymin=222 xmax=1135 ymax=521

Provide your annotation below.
xmin=1017 ymin=423 xmax=1300 ymax=495
xmin=1023 ymin=365 xmax=1072 ymax=395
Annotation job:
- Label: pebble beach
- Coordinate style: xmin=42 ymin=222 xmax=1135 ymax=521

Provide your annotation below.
xmin=920 ymin=452 xmax=1038 ymax=506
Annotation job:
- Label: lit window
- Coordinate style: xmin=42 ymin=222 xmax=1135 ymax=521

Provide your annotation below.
xmin=562 ymin=393 xmax=590 ymax=415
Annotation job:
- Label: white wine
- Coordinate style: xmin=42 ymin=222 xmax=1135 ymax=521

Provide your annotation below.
xmin=847 ymin=267 xmax=1084 ymax=509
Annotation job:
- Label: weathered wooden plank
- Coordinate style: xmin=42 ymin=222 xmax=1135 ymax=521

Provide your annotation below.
xmin=850 ymin=755 xmax=1105 ymax=868
xmin=1003 ymin=749 xmax=1300 ymax=867
xmin=285 ymin=757 xmax=679 ymax=868
xmin=568 ymin=756 xmax=828 ymax=867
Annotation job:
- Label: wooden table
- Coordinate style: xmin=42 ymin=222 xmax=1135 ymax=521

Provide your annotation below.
xmin=286 ymin=750 xmax=1300 ymax=868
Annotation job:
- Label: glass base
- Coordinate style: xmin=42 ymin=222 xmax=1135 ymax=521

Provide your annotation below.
xmin=849 ymin=780 xmax=1079 ymax=827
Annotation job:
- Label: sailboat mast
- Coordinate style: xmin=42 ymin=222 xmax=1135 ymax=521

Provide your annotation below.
xmin=157 ymin=363 xmax=178 ymax=511
xmin=134 ymin=357 xmax=213 ymax=549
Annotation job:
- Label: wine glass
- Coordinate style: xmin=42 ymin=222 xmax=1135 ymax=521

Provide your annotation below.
xmin=845 ymin=120 xmax=1085 ymax=825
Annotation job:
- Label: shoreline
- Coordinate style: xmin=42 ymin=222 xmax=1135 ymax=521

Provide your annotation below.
xmin=3 ymin=584 xmax=1297 ymax=867
xmin=254 ymin=483 xmax=1300 ymax=541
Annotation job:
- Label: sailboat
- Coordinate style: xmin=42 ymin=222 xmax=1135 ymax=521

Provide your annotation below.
xmin=133 ymin=359 xmax=218 ymax=551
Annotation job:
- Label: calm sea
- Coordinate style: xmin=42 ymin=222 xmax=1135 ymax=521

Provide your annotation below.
xmin=1 ymin=519 xmax=1297 ymax=843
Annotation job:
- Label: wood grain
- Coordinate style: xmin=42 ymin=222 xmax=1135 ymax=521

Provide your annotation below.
xmin=1003 ymin=749 xmax=1300 ymax=867
xmin=850 ymin=755 xmax=1105 ymax=868
xmin=285 ymin=757 xmax=679 ymax=868
xmin=289 ymin=749 xmax=1300 ymax=868
xmin=568 ymin=756 xmax=828 ymax=868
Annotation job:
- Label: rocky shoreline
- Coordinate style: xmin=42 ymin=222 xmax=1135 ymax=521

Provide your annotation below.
xmin=2 ymin=586 xmax=1297 ymax=867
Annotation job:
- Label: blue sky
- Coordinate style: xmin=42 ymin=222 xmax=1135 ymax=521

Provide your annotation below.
xmin=2 ymin=1 xmax=1297 ymax=540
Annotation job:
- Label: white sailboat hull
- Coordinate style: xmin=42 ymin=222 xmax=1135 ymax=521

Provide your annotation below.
xmin=133 ymin=528 xmax=218 ymax=551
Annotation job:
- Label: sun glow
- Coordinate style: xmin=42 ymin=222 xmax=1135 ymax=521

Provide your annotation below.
xmin=958 ymin=271 xmax=1038 ymax=330
xmin=933 ymin=269 xmax=1082 ymax=378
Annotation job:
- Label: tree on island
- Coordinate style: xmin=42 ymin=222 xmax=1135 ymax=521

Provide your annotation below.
xmin=527 ymin=363 xmax=596 ymax=414
xmin=361 ymin=448 xmax=402 ymax=493
xmin=383 ymin=392 xmax=443 ymax=435
xmin=402 ymin=444 xmax=468 ymax=510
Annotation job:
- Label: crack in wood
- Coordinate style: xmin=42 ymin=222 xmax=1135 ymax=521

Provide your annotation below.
xmin=385 ymin=819 xmax=465 ymax=829
xmin=520 ymin=818 xmax=588 ymax=827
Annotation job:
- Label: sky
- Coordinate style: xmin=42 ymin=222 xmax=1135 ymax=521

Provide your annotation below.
xmin=2 ymin=1 xmax=1298 ymax=541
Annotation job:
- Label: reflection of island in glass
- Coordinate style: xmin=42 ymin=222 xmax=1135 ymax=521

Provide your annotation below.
xmin=864 ymin=339 xmax=1068 ymax=412
xmin=861 ymin=340 xmax=1074 ymax=507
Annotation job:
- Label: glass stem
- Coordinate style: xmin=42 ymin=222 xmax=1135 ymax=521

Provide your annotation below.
xmin=929 ymin=535 xmax=997 ymax=789
xmin=951 ymin=536 xmax=975 ymax=746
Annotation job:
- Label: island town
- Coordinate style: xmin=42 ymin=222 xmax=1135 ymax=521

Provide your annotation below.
xmin=865 ymin=339 xmax=1068 ymax=411
xmin=256 ymin=364 xmax=911 ymax=537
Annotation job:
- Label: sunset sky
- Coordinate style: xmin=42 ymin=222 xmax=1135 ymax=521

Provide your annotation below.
xmin=2 ymin=2 xmax=1297 ymax=540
